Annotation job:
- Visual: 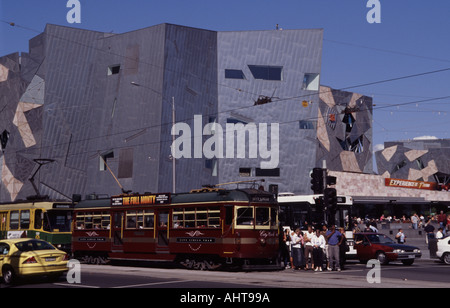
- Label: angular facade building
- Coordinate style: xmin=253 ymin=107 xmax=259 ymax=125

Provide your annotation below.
xmin=317 ymin=86 xmax=373 ymax=174
xmin=0 ymin=23 xmax=373 ymax=202
xmin=375 ymin=138 xmax=450 ymax=185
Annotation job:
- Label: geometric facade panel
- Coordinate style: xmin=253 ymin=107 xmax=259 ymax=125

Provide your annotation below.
xmin=318 ymin=86 xmax=373 ymax=173
xmin=381 ymin=145 xmax=397 ymax=162
xmin=13 ymin=102 xmax=41 ymax=148
xmin=376 ymin=139 xmax=450 ymax=185
xmin=0 ymin=64 xmax=8 ymax=82
xmin=404 ymin=149 xmax=428 ymax=162
xmin=1 ymin=157 xmax=23 ymax=200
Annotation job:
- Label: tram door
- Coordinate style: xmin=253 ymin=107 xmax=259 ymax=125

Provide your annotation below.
xmin=111 ymin=212 xmax=124 ymax=251
xmin=157 ymin=210 xmax=169 ymax=249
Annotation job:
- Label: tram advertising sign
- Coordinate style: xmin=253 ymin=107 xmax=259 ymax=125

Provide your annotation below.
xmin=384 ymin=178 xmax=437 ymax=191
xmin=111 ymin=193 xmax=171 ymax=206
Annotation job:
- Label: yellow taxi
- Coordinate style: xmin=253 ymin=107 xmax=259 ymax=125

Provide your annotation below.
xmin=0 ymin=238 xmax=69 ymax=284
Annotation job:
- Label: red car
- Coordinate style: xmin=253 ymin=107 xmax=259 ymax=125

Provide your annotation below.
xmin=354 ymin=233 xmax=422 ymax=265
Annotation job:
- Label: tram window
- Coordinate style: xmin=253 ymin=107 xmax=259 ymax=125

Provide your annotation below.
xmin=10 ymin=211 xmax=19 ymax=230
xmin=144 ymin=210 xmax=154 ymax=228
xmin=93 ymin=214 xmax=102 ymax=229
xmin=76 ymin=215 xmax=85 ymax=229
xmin=20 ymin=210 xmax=30 ymax=229
xmin=255 ymin=207 xmax=270 ymax=226
xmin=172 ymin=207 xmax=221 ymax=228
xmin=35 ymin=210 xmax=43 ymax=229
xmin=159 ymin=212 xmax=168 ymax=227
xmin=208 ymin=207 xmax=220 ymax=228
xmin=84 ymin=214 xmax=93 ymax=229
xmin=197 ymin=207 xmax=207 ymax=228
xmin=173 ymin=208 xmax=184 ymax=228
xmin=271 ymin=208 xmax=278 ymax=227
xmin=76 ymin=211 xmax=111 ymax=230
xmin=236 ymin=207 xmax=254 ymax=226
xmin=137 ymin=211 xmax=144 ymax=229
xmin=101 ymin=212 xmax=110 ymax=229
xmin=125 ymin=210 xmax=154 ymax=229
xmin=184 ymin=209 xmax=195 ymax=228
xmin=126 ymin=211 xmax=137 ymax=229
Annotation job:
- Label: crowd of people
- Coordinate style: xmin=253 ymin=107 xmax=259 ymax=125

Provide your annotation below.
xmin=351 ymin=211 xmax=449 ymax=240
xmin=280 ymin=210 xmax=449 ymax=271
xmin=280 ymin=225 xmax=349 ymax=272
xmin=351 ymin=211 xmax=450 ymax=233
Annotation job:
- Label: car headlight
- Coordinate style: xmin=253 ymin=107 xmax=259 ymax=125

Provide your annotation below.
xmin=413 ymin=249 xmax=421 ymax=253
xmin=393 ymin=249 xmax=405 ymax=253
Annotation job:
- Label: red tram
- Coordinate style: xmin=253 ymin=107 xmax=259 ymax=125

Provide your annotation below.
xmin=72 ymin=188 xmax=280 ymax=270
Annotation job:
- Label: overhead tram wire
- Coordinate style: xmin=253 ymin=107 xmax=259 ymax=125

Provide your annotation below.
xmin=3 ymin=19 xmax=450 ymax=114
xmin=4 ymin=93 xmax=450 ymax=170
xmin=2 ymin=19 xmax=450 ymax=118
xmin=323 ymin=38 xmax=450 ymax=64
xmin=2 ymin=20 xmax=450 ymax=159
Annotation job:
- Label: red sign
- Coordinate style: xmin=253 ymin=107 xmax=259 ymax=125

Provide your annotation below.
xmin=384 ymin=178 xmax=437 ymax=190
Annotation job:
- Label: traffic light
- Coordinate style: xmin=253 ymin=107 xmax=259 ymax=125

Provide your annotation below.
xmin=326 ymin=175 xmax=337 ymax=186
xmin=269 ymin=184 xmax=279 ymax=197
xmin=310 ymin=168 xmax=324 ymax=194
xmin=324 ymin=187 xmax=337 ymax=212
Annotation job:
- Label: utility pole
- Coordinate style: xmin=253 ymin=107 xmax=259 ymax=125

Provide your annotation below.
xmin=172 ymin=96 xmax=176 ymax=194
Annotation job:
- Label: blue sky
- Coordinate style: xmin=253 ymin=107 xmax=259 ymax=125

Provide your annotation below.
xmin=1 ymin=0 xmax=450 ymax=162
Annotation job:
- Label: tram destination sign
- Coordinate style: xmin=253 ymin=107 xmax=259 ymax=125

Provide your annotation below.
xmin=111 ymin=193 xmax=171 ymax=206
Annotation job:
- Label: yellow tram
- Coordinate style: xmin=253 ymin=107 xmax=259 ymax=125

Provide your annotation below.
xmin=0 ymin=200 xmax=73 ymax=252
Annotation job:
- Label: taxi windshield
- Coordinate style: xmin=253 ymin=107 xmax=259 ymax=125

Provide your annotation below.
xmin=15 ymin=240 xmax=56 ymax=252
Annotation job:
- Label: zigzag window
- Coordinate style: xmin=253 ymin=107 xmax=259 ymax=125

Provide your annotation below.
xmin=392 ymin=160 xmax=407 ymax=174
xmin=337 ymin=136 xmax=364 ymax=153
xmin=248 ymin=65 xmax=283 ymax=81
xmin=0 ymin=130 xmax=9 ymax=151
xmin=225 ymin=69 xmax=246 ymax=80
xmin=302 ymin=73 xmax=320 ymax=91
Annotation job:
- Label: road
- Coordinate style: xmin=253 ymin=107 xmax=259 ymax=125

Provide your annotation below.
xmin=2 ymin=260 xmax=449 ymax=290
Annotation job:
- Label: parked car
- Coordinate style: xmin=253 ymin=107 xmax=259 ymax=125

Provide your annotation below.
xmin=354 ymin=233 xmax=421 ymax=265
xmin=0 ymin=238 xmax=69 ymax=284
xmin=436 ymin=236 xmax=450 ymax=265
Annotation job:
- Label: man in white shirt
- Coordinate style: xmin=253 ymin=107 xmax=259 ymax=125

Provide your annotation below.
xmin=304 ymin=225 xmax=315 ymax=270
xmin=396 ymin=229 xmax=406 ymax=244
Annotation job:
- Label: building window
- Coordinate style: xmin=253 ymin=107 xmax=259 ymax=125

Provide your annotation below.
xmin=416 ymin=158 xmax=425 ymax=170
xmin=227 ymin=118 xmax=248 ymax=125
xmin=302 ymin=73 xmax=320 ymax=91
xmin=108 ymin=64 xmax=121 ymax=76
xmin=299 ymin=120 xmax=315 ymax=130
xmin=337 ymin=136 xmax=364 ymax=153
xmin=0 ymin=130 xmax=9 ymax=151
xmin=118 ymin=148 xmax=134 ymax=178
xmin=248 ymin=65 xmax=283 ymax=81
xmin=392 ymin=160 xmax=407 ymax=174
xmin=225 ymin=69 xmax=246 ymax=80
xmin=350 ymin=136 xmax=364 ymax=153
xmin=239 ymin=168 xmax=252 ymax=177
xmin=255 ymin=168 xmax=280 ymax=177
xmin=343 ymin=112 xmax=356 ymax=133
xmin=100 ymin=151 xmax=114 ymax=171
